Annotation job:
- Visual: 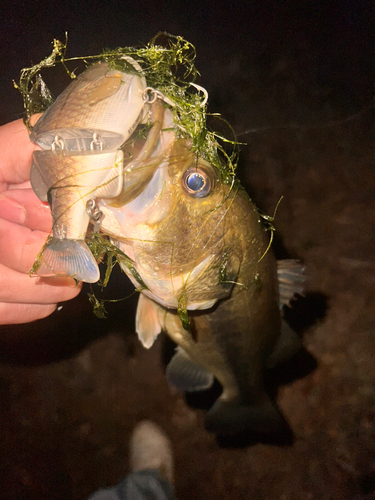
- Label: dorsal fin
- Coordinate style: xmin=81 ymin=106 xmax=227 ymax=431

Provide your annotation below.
xmin=277 ymin=259 xmax=306 ymax=309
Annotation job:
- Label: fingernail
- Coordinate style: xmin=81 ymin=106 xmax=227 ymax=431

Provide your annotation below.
xmin=0 ymin=194 xmax=26 ymax=225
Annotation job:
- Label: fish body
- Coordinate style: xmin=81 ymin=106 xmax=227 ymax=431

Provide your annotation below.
xmin=98 ymin=104 xmax=304 ymax=435
xmin=30 ymin=59 xmax=148 ymax=282
xmin=28 ymin=55 xmax=304 ymax=435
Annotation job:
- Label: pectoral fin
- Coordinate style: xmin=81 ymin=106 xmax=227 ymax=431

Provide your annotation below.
xmin=219 ymin=251 xmax=241 ymax=289
xmin=166 ymin=346 xmax=214 ymax=392
xmin=277 ymin=259 xmax=306 ymax=309
xmin=135 ymin=294 xmax=162 ymax=349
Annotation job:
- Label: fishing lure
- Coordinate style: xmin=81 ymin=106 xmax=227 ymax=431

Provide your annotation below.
xmin=30 ymin=58 xmax=149 ymax=282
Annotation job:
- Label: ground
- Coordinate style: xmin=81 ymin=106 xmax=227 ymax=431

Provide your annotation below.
xmin=0 ymin=3 xmax=374 ymax=499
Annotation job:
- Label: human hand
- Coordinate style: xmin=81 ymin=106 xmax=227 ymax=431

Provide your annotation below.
xmin=0 ymin=118 xmax=82 ymax=325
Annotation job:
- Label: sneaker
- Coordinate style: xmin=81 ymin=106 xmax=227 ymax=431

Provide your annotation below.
xmin=129 ymin=420 xmax=174 ymax=483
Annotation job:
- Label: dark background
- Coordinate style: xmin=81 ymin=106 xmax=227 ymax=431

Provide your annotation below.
xmin=0 ymin=0 xmax=372 ymax=125
xmin=0 ymin=1 xmax=374 ymax=499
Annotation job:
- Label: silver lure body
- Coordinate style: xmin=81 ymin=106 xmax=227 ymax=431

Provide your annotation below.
xmin=30 ymin=59 xmax=148 ymax=282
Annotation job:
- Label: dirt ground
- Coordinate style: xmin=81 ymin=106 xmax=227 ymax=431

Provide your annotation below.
xmin=0 ymin=2 xmax=374 ymax=499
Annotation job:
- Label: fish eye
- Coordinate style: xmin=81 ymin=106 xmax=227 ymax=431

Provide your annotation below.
xmin=182 ymin=165 xmax=213 ymax=198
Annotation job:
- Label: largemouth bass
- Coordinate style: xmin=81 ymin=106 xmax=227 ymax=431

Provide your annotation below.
xmin=26 ymin=39 xmax=305 ymax=436
xmin=98 ymin=102 xmax=305 ymax=436
xmin=29 ymin=57 xmax=149 ymax=282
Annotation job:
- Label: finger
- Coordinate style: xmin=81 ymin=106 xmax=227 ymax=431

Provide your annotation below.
xmin=0 ymin=188 xmax=52 ymax=231
xmin=0 ymin=119 xmax=37 ymax=188
xmin=0 ymin=219 xmax=50 ymax=273
xmin=0 ymin=302 xmax=58 ymax=325
xmin=8 ymin=181 xmax=32 ymax=190
xmin=0 ymin=262 xmax=82 ymax=304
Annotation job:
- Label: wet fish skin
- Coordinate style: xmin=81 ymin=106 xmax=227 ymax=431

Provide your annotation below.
xmin=99 ymin=106 xmax=303 ymax=436
xmin=160 ymin=188 xmax=287 ymax=435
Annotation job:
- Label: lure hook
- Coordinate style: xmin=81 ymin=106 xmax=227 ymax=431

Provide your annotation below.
xmin=86 ymin=199 xmax=105 ymax=232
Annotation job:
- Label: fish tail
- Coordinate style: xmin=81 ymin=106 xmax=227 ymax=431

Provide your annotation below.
xmin=34 ymin=238 xmax=100 ymax=283
xmin=205 ymin=397 xmax=287 ymax=436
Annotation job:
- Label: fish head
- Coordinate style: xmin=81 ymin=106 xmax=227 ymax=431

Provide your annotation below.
xmin=100 ymin=124 xmax=242 ymax=310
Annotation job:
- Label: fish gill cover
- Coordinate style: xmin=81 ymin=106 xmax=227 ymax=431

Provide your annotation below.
xmin=14 ymin=34 xmax=256 ymax=321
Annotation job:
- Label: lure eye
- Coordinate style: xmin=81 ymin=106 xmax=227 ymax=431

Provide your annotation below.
xmin=182 ymin=165 xmax=213 ymax=198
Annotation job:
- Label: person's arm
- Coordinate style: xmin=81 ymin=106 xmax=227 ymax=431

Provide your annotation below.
xmin=0 ymin=119 xmax=81 ymax=325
